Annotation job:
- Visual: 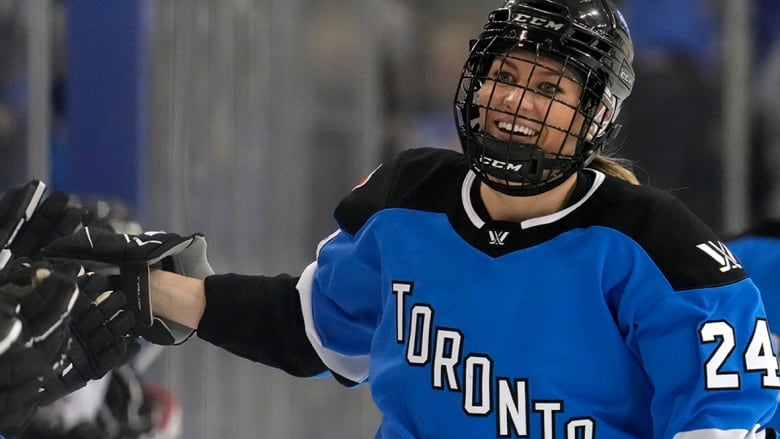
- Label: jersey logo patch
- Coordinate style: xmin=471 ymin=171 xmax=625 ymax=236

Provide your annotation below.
xmin=696 ymin=240 xmax=742 ymax=272
xmin=488 ymin=230 xmax=509 ymax=246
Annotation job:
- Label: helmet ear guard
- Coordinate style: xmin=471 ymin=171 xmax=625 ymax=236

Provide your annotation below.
xmin=588 ymin=87 xmax=615 ymax=139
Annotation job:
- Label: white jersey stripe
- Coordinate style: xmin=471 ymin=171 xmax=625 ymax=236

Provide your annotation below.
xmin=297 ymin=261 xmax=370 ymax=383
xmin=673 ymin=425 xmax=768 ymax=439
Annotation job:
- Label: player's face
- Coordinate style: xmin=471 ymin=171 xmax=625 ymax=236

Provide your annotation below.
xmin=477 ymin=49 xmax=586 ymax=158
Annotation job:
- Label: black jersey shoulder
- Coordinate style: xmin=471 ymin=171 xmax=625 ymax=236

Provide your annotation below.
xmin=334 ymin=148 xmax=468 ymax=235
xmin=580 ymin=175 xmax=747 ymax=291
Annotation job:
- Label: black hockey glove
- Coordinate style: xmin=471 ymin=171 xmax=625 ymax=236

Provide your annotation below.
xmin=42 ymin=227 xmax=214 ymax=345
xmin=0 ymin=180 xmax=47 ymax=269
xmin=0 ymin=180 xmax=86 ymax=269
xmin=0 ymin=265 xmax=78 ymax=437
xmin=11 ymin=189 xmax=84 ymax=261
xmin=39 ymin=271 xmax=141 ymax=406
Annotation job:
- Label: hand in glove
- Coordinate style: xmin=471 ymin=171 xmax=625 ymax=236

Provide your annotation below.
xmin=39 ymin=270 xmax=141 ymax=405
xmin=0 ymin=265 xmax=78 ymax=436
xmin=42 ymin=227 xmax=214 ymax=345
xmin=0 ymin=180 xmax=85 ymax=268
xmin=11 ymin=189 xmax=84 ymax=262
xmin=0 ymin=180 xmax=47 ymax=269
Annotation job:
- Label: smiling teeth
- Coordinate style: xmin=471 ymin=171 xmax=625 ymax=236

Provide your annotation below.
xmin=498 ymin=121 xmax=538 ymax=136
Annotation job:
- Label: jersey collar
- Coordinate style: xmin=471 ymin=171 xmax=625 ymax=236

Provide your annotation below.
xmin=461 ymin=168 xmax=606 ymax=230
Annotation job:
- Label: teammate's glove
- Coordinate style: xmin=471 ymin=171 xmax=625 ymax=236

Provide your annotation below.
xmin=11 ymin=189 xmax=84 ymax=262
xmin=0 ymin=180 xmax=47 ymax=269
xmin=0 ymin=265 xmax=78 ymax=436
xmin=0 ymin=180 xmax=86 ymax=270
xmin=39 ymin=271 xmax=141 ymax=405
xmin=42 ymin=227 xmax=214 ymax=345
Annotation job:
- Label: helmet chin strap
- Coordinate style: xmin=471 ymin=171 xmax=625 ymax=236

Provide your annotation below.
xmin=465 ymin=132 xmax=583 ymax=197
xmin=474 ymin=133 xmax=577 ymax=184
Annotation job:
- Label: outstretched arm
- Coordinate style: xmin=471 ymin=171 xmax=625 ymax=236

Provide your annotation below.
xmin=149 ymin=269 xmax=206 ymax=330
xmin=152 ymin=268 xmax=327 ymax=378
xmin=42 ymin=226 xmax=326 ymax=376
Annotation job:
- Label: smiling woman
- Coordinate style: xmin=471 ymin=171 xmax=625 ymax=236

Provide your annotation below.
xmin=455 ymin=1 xmax=634 ymax=198
xmin=42 ymin=1 xmax=780 ymax=438
xmin=478 ymin=49 xmax=587 ymax=160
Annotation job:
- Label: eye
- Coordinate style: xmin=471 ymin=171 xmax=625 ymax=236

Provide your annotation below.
xmin=493 ymin=70 xmax=516 ymax=85
xmin=537 ymin=82 xmax=560 ymax=96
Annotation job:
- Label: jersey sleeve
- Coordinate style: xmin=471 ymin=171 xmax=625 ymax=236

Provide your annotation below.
xmin=197 ymin=272 xmax=328 ymax=378
xmin=296 ymin=150 xmax=433 ymax=384
xmin=605 ymin=187 xmax=780 ymax=437
xmin=297 ymin=229 xmax=381 ymax=384
xmin=623 ymin=277 xmax=778 ymax=438
xmin=296 ymin=185 xmax=392 ymax=383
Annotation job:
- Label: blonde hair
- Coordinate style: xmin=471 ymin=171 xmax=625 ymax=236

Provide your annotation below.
xmin=589 ymin=155 xmax=639 ymax=185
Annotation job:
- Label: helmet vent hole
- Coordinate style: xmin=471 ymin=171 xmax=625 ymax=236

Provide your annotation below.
xmin=569 ymin=30 xmax=594 ymax=45
xmin=594 ymin=40 xmax=612 ymax=54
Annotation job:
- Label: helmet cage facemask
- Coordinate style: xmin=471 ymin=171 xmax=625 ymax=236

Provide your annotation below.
xmin=455 ymin=20 xmax=623 ymax=197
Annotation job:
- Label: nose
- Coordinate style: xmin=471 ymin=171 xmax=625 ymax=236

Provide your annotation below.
xmin=502 ymin=84 xmax=534 ymax=115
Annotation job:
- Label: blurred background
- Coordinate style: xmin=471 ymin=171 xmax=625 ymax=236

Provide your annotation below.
xmin=1 ymin=0 xmax=779 ymax=437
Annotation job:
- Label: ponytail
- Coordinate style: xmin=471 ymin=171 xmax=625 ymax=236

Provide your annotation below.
xmin=589 ymin=155 xmax=639 ymax=185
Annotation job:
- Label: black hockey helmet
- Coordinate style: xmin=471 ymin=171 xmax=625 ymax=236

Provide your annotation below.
xmin=454 ymin=0 xmax=635 ymax=196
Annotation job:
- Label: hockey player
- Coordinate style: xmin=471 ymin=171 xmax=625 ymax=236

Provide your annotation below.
xmin=727 ymin=220 xmax=780 ymax=431
xmin=43 ymin=0 xmax=780 ymax=437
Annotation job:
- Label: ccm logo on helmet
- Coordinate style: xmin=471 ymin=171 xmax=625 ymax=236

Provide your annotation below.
xmin=619 ymin=64 xmax=635 ymax=88
xmin=480 ymin=156 xmax=523 ymax=172
xmin=511 ymin=14 xmax=565 ymax=31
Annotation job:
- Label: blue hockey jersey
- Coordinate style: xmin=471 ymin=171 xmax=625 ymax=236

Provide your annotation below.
xmin=198 ymin=148 xmax=778 ymax=438
xmin=728 ymin=222 xmax=780 ymax=431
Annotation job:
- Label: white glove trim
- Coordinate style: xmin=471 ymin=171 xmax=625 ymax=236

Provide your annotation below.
xmin=0 ymin=248 xmax=10 ymax=270
xmin=0 ymin=318 xmax=22 ymax=355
